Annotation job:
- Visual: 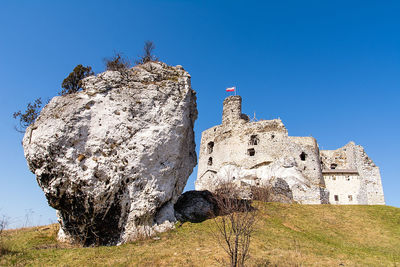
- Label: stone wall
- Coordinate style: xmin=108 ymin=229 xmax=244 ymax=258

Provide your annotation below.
xmin=323 ymin=171 xmax=361 ymax=204
xmin=196 ymin=96 xmax=326 ymax=204
xmin=196 ymin=95 xmax=385 ymax=205
xmin=222 ymin=95 xmax=242 ymax=125
xmin=321 ymin=142 xmax=385 ymax=205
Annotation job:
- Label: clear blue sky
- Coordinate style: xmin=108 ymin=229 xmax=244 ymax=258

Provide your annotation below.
xmin=1 ymin=0 xmax=399 ymax=227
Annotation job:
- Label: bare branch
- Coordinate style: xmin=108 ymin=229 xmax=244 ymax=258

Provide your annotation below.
xmin=0 ymin=214 xmax=10 ymax=256
xmin=212 ymin=182 xmax=257 ymax=267
xmin=104 ymin=52 xmax=131 ymax=72
xmin=12 ymin=98 xmax=43 ymax=132
xmin=136 ymin=41 xmax=158 ymax=65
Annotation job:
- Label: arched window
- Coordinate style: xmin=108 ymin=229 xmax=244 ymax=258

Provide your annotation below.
xmin=300 ymin=152 xmax=307 ymax=161
xmin=208 ymin=157 xmax=213 ymax=166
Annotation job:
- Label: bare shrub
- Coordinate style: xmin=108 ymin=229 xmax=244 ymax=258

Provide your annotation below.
xmin=13 ymin=98 xmax=43 ymax=132
xmin=22 ymin=209 xmax=35 ymax=228
xmin=104 ymin=52 xmax=131 ymax=72
xmin=136 ymin=41 xmax=158 ymax=64
xmin=0 ymin=216 xmax=7 ymax=236
xmin=0 ymin=215 xmax=9 ymax=256
xmin=62 ymin=219 xmax=103 ymax=247
xmin=212 ymin=182 xmax=256 ymax=267
xmin=250 ymin=185 xmax=274 ymax=202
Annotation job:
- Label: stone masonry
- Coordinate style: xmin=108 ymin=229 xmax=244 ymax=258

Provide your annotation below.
xmin=195 ymin=95 xmax=385 ymax=205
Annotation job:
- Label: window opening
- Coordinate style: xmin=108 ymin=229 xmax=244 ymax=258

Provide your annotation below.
xmin=348 ymin=195 xmax=353 ymax=201
xmin=300 ymin=152 xmax=307 ymax=161
xmin=249 ymin=135 xmax=259 ymax=145
xmin=247 ymin=148 xmax=255 ymax=156
xmin=331 ymin=163 xmax=338 ymax=169
xmin=334 ymin=195 xmax=339 ymax=201
xmin=207 ymin=157 xmax=213 ymax=166
xmin=207 ymin=141 xmax=214 ymax=154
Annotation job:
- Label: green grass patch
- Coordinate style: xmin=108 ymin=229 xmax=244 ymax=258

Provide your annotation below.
xmin=0 ymin=203 xmax=399 ymax=266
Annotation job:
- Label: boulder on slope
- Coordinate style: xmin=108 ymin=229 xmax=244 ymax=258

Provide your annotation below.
xmin=22 ymin=62 xmax=197 ymax=246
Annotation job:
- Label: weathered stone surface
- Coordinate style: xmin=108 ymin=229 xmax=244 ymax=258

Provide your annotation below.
xmin=199 ymin=160 xmax=312 ymax=203
xmin=23 ymin=62 xmax=197 ymax=245
xmin=196 ymin=96 xmax=325 ymax=204
xmin=321 ymin=142 xmax=385 ymax=205
xmin=174 ymin=190 xmax=218 ymax=223
xmin=196 ymin=95 xmax=384 ymax=205
xmin=270 ymin=178 xmax=294 ymax=203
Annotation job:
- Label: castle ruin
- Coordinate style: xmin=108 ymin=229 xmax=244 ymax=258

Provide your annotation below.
xmin=195 ymin=96 xmax=385 ymax=205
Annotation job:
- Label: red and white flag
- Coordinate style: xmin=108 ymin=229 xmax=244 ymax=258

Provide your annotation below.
xmin=226 ymin=86 xmax=236 ymax=92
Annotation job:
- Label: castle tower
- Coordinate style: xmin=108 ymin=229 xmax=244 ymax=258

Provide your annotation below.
xmin=222 ymin=95 xmax=242 ymax=125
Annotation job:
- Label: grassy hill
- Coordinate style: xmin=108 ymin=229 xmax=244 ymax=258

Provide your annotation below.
xmin=1 ymin=203 xmax=399 ymax=266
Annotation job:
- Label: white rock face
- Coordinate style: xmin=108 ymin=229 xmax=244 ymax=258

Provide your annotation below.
xmin=198 ymin=159 xmax=317 ymax=203
xmin=22 ymin=62 xmax=197 ymax=245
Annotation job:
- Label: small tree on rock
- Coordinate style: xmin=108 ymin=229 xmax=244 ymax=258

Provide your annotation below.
xmin=136 ymin=41 xmax=158 ymax=64
xmin=104 ymin=53 xmax=131 ymax=72
xmin=13 ymin=98 xmax=43 ymax=132
xmin=60 ymin=64 xmax=94 ymax=96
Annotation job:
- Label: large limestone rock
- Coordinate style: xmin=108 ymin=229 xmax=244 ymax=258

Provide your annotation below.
xmin=22 ymin=62 xmax=197 ymax=246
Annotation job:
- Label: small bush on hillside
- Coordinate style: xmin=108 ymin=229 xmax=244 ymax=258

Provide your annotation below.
xmin=212 ymin=182 xmax=256 ymax=267
xmin=136 ymin=41 xmax=158 ymax=64
xmin=13 ymin=98 xmax=43 ymax=132
xmin=104 ymin=53 xmax=131 ymax=72
xmin=251 ymin=185 xmax=274 ymax=202
xmin=0 ymin=215 xmax=9 ymax=256
xmin=60 ymin=64 xmax=94 ymax=96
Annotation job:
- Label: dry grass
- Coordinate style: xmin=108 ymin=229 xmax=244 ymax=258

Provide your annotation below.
xmin=0 ymin=203 xmax=399 ymax=266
